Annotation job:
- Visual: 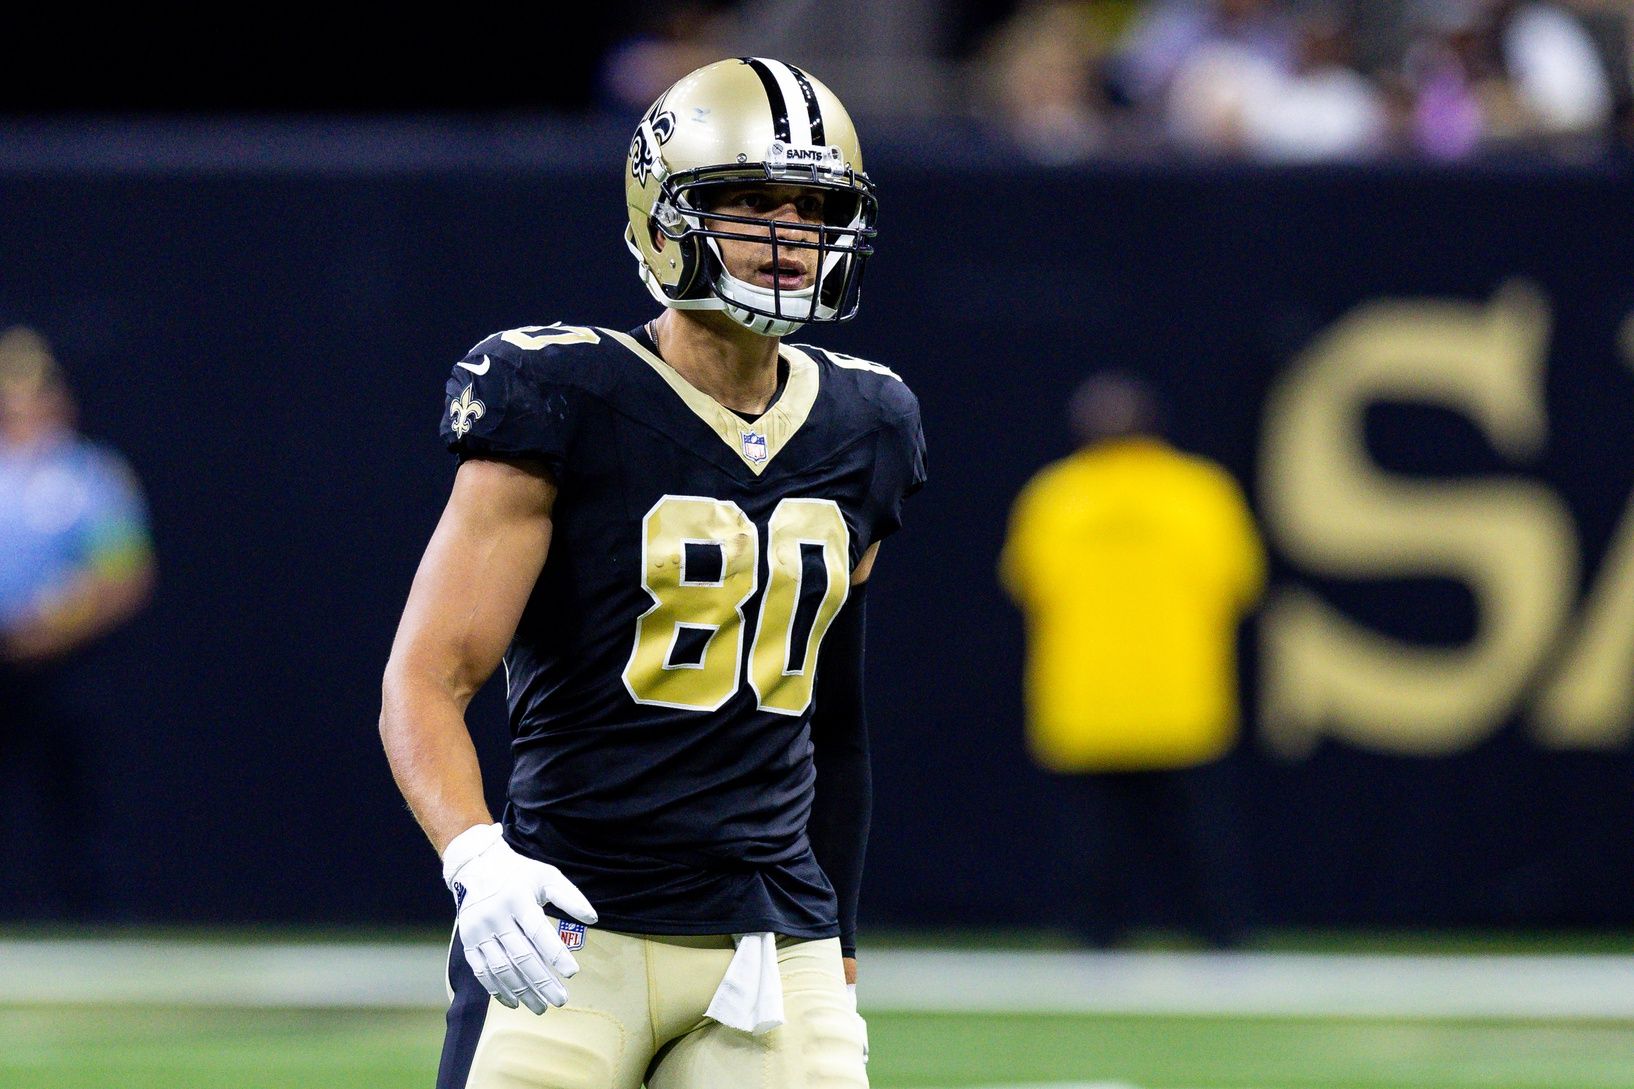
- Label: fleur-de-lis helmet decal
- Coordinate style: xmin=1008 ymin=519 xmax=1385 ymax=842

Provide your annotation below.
xmin=450 ymin=384 xmax=486 ymax=439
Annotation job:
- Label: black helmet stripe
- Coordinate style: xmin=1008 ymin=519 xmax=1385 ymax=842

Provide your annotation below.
xmin=743 ymin=57 xmax=825 ymax=146
xmin=786 ymin=65 xmax=826 ymax=145
xmin=741 ymin=57 xmax=793 ymax=143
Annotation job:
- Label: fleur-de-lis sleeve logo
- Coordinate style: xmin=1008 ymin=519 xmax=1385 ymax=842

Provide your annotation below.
xmin=450 ymin=383 xmax=486 ymax=439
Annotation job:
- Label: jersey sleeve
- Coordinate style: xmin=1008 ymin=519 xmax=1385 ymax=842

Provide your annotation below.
xmin=868 ymin=384 xmax=928 ymax=543
xmin=439 ymin=331 xmax=580 ymax=478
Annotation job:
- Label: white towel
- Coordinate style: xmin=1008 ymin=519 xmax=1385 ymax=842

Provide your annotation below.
xmin=704 ymin=931 xmax=785 ymax=1035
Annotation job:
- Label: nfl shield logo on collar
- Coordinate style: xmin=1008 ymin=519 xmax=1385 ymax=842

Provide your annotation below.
xmin=741 ymin=429 xmax=769 ymax=464
xmin=557 ymin=920 xmax=587 ymax=951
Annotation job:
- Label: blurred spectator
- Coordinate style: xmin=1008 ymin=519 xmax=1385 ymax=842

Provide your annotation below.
xmin=1402 ymin=3 xmax=1491 ymax=159
xmin=1110 ymin=0 xmax=1297 ymax=109
xmin=1237 ymin=9 xmax=1391 ymax=160
xmin=1157 ymin=4 xmax=1387 ymax=160
xmin=0 ymin=326 xmax=154 ymax=919
xmin=1494 ymin=0 xmax=1615 ymax=136
xmin=972 ymin=1 xmax=1116 ymax=162
xmin=965 ymin=0 xmax=1628 ymax=163
xmin=1401 ymin=0 xmax=1616 ymax=158
xmin=999 ymin=372 xmax=1265 ymax=948
xmin=1161 ymin=37 xmax=1286 ymax=154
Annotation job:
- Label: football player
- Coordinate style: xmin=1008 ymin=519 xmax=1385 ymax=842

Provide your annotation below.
xmin=379 ymin=57 xmax=926 ymax=1089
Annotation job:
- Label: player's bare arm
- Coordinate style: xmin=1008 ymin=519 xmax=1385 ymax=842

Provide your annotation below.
xmin=381 ymin=455 xmax=596 ymax=1017
xmin=380 ymin=456 xmax=556 ymax=853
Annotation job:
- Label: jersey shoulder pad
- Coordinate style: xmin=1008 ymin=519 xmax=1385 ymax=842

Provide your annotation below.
xmin=794 ymin=345 xmax=926 ymax=540
xmin=796 ymin=344 xmax=920 ymax=426
xmin=441 ymin=323 xmax=610 ymax=466
xmin=460 ymin=323 xmax=612 ymax=387
xmin=808 ymin=345 xmax=903 ymax=383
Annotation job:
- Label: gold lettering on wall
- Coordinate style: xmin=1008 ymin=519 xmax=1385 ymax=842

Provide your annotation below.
xmin=1531 ymin=312 xmax=1634 ymax=748
xmin=1257 ymin=283 xmax=1578 ymax=757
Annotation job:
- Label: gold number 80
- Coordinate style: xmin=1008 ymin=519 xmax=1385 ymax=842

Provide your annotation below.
xmin=621 ymin=495 xmax=851 ymax=716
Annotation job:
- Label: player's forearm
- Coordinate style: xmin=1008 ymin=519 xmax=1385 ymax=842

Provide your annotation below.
xmin=380 ymin=460 xmax=559 ymax=856
xmin=380 ymin=670 xmax=495 ymax=856
xmin=810 ymin=734 xmax=870 ymax=955
xmin=808 ymin=581 xmax=871 ymax=957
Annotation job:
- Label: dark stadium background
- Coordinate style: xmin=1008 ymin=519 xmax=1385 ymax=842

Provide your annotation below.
xmin=3 ymin=4 xmax=1633 ymax=940
xmin=1 ymin=147 xmax=1629 ymax=934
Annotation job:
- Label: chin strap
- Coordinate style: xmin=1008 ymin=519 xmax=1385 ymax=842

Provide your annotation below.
xmin=706 ymin=235 xmax=815 ymax=336
xmin=722 ymin=297 xmax=806 ymax=337
xmin=633 ymin=222 xmax=851 ymax=337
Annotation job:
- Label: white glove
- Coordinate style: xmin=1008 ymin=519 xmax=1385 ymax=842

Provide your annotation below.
xmin=441 ymin=823 xmax=598 ymax=1015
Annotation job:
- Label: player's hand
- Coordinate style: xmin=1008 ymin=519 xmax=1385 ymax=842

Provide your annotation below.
xmin=441 ymin=823 xmax=598 ymax=1015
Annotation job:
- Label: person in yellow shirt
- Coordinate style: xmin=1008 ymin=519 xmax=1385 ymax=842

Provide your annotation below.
xmin=999 ymin=371 xmax=1265 ymax=948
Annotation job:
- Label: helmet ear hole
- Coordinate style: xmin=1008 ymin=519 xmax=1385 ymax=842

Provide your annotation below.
xmin=673 ymin=234 xmax=704 ymax=295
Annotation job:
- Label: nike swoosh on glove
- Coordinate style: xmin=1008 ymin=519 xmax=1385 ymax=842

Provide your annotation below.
xmin=441 ymin=823 xmax=599 ymax=1015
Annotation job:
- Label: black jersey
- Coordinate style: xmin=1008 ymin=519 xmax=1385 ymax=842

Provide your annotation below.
xmin=438 ymin=322 xmax=926 ymax=938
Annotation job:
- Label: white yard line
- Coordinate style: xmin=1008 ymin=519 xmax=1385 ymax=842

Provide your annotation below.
xmin=859 ymin=949 xmax=1634 ymax=1019
xmin=1 ymin=941 xmax=1633 ymax=1019
xmin=0 ymin=939 xmax=450 ymax=1008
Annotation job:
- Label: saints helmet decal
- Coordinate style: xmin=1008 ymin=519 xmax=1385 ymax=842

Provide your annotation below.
xmin=623 ymin=58 xmax=878 ymax=338
xmin=629 ymin=109 xmax=676 ymax=187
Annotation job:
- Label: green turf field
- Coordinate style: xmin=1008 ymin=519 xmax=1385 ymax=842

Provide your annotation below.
xmin=6 ymin=932 xmax=1633 ymax=1089
xmin=4 ymin=1005 xmax=1633 ymax=1089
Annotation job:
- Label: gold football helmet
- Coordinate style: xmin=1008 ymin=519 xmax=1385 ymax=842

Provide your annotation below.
xmin=624 ymin=57 xmax=878 ymax=337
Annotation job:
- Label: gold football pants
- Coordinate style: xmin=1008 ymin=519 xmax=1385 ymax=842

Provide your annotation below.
xmin=438 ymin=923 xmax=868 ymax=1089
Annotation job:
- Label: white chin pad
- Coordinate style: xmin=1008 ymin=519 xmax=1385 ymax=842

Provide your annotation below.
xmin=717 ymin=270 xmax=817 ymax=322
xmin=701 ymin=234 xmax=819 ymax=326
